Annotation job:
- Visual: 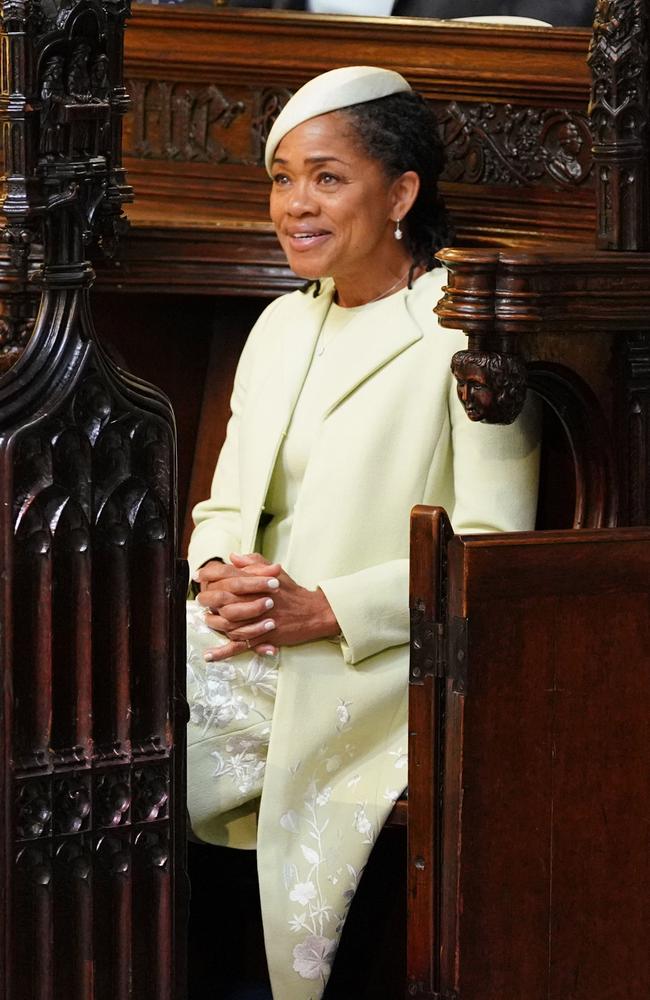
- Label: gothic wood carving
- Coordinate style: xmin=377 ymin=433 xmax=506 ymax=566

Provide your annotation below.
xmin=437 ymin=102 xmax=593 ymax=190
xmin=442 ymin=3 xmax=650 ymax=427
xmin=588 ymin=0 xmax=650 ymax=249
xmin=0 ymin=0 xmax=187 ymax=997
xmin=124 ymin=76 xmax=596 ymax=196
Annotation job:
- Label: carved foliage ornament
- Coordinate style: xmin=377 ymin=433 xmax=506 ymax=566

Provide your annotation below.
xmin=437 ymin=102 xmax=593 ymax=189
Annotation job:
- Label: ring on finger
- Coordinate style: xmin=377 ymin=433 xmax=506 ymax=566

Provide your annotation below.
xmin=245 ymin=638 xmax=251 ymax=650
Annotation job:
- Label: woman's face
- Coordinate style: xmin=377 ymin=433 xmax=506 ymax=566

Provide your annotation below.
xmin=269 ymin=112 xmax=408 ymax=293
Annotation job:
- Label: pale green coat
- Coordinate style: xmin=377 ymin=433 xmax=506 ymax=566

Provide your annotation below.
xmin=186 ymin=268 xmax=540 ymax=999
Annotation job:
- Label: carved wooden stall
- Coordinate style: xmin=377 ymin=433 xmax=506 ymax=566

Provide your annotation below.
xmin=0 ymin=1 xmax=187 ymax=998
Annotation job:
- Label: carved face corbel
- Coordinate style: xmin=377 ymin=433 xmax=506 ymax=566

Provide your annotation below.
xmin=451 ymin=349 xmax=527 ymax=424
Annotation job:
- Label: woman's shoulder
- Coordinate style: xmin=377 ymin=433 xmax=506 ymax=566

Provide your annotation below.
xmin=406 ymin=267 xmax=467 ymax=353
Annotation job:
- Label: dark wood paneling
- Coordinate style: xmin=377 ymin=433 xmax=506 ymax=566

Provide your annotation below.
xmin=440 ymin=529 xmax=650 ymax=1000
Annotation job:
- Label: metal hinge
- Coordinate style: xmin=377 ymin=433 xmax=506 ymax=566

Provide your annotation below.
xmin=410 ymin=603 xmax=468 ymax=694
xmin=406 ymin=984 xmax=459 ymax=999
xmin=439 ymin=615 xmax=469 ymax=695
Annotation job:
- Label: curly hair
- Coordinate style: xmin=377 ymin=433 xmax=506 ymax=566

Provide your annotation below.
xmin=340 ymin=91 xmax=452 ymax=273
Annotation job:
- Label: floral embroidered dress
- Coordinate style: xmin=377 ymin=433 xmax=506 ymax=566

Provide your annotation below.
xmin=187 ymin=295 xmax=411 ymax=999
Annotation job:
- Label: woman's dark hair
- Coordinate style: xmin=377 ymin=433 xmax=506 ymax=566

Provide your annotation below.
xmin=341 ymin=90 xmax=452 ymax=274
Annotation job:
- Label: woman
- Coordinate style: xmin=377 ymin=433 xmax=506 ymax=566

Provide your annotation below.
xmin=187 ymin=65 xmax=540 ymax=999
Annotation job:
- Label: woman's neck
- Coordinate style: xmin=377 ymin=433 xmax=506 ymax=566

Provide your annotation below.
xmin=334 ymin=261 xmax=424 ymax=308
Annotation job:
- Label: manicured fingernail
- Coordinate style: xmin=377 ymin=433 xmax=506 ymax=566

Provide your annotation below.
xmin=265 ymin=650 xmax=276 ymax=657
xmin=265 ymin=598 xmax=274 ymax=610
xmin=267 ymin=578 xmax=280 ymax=589
xmin=204 ymin=652 xmax=214 ymax=662
xmin=264 ymin=620 xmax=275 ymax=630
xmin=192 ymin=572 xmax=201 ymax=582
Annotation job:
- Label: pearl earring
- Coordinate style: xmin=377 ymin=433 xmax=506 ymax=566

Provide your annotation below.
xmin=394 ymin=219 xmax=403 ymax=241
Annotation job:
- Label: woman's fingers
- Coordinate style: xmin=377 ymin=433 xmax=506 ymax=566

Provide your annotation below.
xmin=218 ymin=595 xmax=276 ymax=623
xmin=203 ymin=593 xmax=274 ymax=629
xmin=196 ymin=589 xmax=238 ymax=609
xmin=203 ymin=610 xmax=276 ymax=641
xmin=204 ymin=640 xmax=277 ymax=662
xmin=193 ymin=560 xmax=238 ymax=586
xmin=198 ymin=575 xmax=281 ymax=604
xmin=228 ymin=618 xmax=277 ymax=642
xmin=230 ymin=552 xmax=271 ymax=568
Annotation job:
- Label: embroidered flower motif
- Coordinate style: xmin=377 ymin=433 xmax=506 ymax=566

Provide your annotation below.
xmin=244 ymin=658 xmax=279 ymax=697
xmin=289 ymin=913 xmax=310 ymax=934
xmin=280 ymin=810 xmax=300 ymax=833
xmin=280 ymin=697 xmax=386 ymax=986
xmin=324 ymin=755 xmax=341 ymax=773
xmin=289 ymin=881 xmax=317 ymax=906
xmin=315 ymin=785 xmax=332 ymax=806
xmin=300 ymin=844 xmax=321 ymax=866
xmin=186 ymin=600 xmax=278 ymax=736
xmin=353 ymin=804 xmax=375 ymax=844
xmin=210 ymin=732 xmax=270 ymax=794
xmin=292 ymin=935 xmax=336 ymax=981
xmin=389 ymin=747 xmax=408 ymax=769
xmin=335 ymin=699 xmax=352 ymax=732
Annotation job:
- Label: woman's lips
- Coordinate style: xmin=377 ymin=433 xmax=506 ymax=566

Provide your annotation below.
xmin=285 ymin=231 xmax=331 ymax=252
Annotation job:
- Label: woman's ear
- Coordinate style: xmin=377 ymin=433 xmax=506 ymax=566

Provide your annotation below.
xmin=390 ymin=170 xmax=420 ymax=222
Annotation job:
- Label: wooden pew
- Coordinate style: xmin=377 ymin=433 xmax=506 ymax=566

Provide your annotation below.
xmin=408 ymin=506 xmax=650 ymax=1000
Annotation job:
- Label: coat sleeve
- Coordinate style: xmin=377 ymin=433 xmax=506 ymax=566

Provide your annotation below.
xmin=187 ymin=298 xmax=282 ymax=578
xmin=318 ymin=372 xmax=541 ymax=667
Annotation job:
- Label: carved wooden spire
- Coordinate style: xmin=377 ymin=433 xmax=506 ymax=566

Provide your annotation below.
xmin=588 ymin=0 xmax=650 ymax=250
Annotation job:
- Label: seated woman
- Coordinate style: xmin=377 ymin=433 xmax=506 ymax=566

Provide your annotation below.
xmin=186 ymin=65 xmax=540 ymax=1000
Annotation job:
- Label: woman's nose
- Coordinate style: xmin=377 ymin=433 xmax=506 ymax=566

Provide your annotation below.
xmin=287 ymin=181 xmax=317 ymax=216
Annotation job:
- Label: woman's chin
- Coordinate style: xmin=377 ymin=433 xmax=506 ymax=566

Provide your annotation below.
xmin=288 ymin=261 xmax=324 ymax=281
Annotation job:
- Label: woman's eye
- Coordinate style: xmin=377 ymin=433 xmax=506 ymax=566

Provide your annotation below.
xmin=317 ymin=172 xmax=339 ymax=185
xmin=272 ymin=173 xmax=290 ymax=185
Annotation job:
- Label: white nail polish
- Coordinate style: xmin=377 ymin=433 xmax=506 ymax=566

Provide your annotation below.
xmin=203 ymin=652 xmax=214 ymax=662
xmin=265 ymin=650 xmax=275 ymax=657
xmin=267 ymin=578 xmax=280 ymax=590
xmin=264 ymin=620 xmax=275 ymax=630
xmin=265 ymin=598 xmax=274 ymax=610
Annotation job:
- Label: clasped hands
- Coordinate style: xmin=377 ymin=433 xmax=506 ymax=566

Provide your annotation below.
xmin=194 ymin=552 xmax=340 ymax=661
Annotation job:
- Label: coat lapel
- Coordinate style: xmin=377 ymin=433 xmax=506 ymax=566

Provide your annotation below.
xmin=240 ymin=282 xmax=424 ymax=549
xmin=322 ymin=290 xmax=423 ymax=418
xmin=240 ymin=283 xmax=333 ymax=548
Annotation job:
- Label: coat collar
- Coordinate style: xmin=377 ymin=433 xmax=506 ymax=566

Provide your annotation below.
xmin=282 ymin=277 xmax=424 ymax=419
